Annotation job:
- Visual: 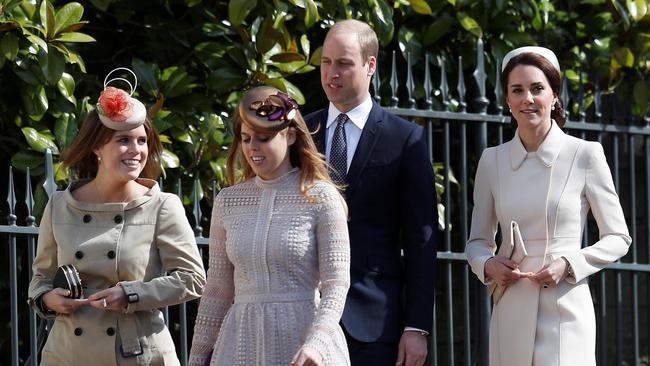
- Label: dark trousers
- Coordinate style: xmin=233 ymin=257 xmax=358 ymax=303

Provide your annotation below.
xmin=343 ymin=325 xmax=398 ymax=366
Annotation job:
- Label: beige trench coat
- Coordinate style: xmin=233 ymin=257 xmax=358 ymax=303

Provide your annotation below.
xmin=28 ymin=179 xmax=206 ymax=366
xmin=465 ymin=122 xmax=631 ymax=366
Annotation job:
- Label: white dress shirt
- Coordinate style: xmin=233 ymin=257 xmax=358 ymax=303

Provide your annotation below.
xmin=324 ymin=96 xmax=373 ymax=172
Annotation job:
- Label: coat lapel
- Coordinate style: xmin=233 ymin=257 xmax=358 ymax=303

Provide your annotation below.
xmin=310 ymin=110 xmax=328 ymax=154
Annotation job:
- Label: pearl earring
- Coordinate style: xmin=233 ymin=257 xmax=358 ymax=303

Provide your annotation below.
xmin=97 ymin=156 xmax=102 ymax=163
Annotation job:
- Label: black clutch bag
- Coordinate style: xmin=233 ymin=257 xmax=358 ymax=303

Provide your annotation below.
xmin=53 ymin=264 xmax=84 ymax=299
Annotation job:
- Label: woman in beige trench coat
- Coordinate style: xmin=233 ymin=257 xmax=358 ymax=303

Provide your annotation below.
xmin=28 ymin=69 xmax=206 ymax=366
xmin=465 ymin=47 xmax=631 ymax=366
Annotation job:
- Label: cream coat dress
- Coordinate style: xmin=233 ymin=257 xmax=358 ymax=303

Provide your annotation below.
xmin=465 ymin=122 xmax=631 ymax=366
xmin=29 ymin=179 xmax=206 ymax=366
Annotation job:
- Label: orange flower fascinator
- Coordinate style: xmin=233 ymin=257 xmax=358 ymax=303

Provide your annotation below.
xmin=96 ymin=67 xmax=147 ymax=131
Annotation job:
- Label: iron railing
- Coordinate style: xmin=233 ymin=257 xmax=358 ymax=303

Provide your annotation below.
xmin=2 ymin=38 xmax=650 ymax=365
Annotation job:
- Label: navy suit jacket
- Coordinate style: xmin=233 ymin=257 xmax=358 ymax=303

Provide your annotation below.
xmin=305 ymin=102 xmax=438 ymax=343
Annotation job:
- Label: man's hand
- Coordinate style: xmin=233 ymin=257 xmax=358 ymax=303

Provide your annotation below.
xmin=395 ymin=331 xmax=427 ymax=366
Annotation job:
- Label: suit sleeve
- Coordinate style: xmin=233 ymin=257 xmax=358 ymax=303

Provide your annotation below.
xmin=27 ymin=195 xmax=59 ymax=319
xmin=189 ymin=193 xmax=234 ymax=366
xmin=563 ymin=142 xmax=631 ymax=283
xmin=119 ymin=194 xmax=206 ymax=312
xmin=399 ymin=124 xmax=438 ymax=333
xmin=303 ymin=184 xmax=351 ymax=353
xmin=465 ymin=148 xmax=499 ymax=284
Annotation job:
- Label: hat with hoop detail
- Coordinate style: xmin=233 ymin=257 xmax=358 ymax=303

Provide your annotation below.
xmin=96 ymin=67 xmax=147 ymax=131
xmin=239 ymin=86 xmax=298 ymax=132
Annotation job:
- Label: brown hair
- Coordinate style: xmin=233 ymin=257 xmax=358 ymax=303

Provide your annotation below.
xmin=226 ymin=96 xmax=340 ymax=202
xmin=62 ymin=110 xmax=163 ymax=180
xmin=327 ymin=19 xmax=379 ymax=64
xmin=501 ymin=52 xmax=566 ymax=127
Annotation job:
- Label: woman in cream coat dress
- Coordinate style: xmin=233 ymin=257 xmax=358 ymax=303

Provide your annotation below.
xmin=465 ymin=47 xmax=631 ymax=366
xmin=28 ymin=70 xmax=206 ymax=365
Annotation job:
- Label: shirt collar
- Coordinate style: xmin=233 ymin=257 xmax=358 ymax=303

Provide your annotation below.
xmin=510 ymin=120 xmax=565 ymax=170
xmin=326 ymin=96 xmax=373 ymax=130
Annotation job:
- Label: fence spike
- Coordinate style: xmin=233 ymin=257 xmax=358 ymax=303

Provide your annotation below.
xmin=473 ymin=38 xmax=489 ymax=114
xmin=561 ymin=76 xmax=570 ymax=122
xmin=26 ymin=167 xmax=35 ymax=226
xmin=406 ymin=52 xmax=415 ymax=108
xmin=424 ymin=54 xmax=433 ymax=110
xmin=42 ymin=148 xmax=56 ymax=198
xmin=594 ymin=74 xmax=602 ymax=122
xmin=7 ymin=167 xmax=17 ymax=225
xmin=578 ymin=72 xmax=586 ymax=122
xmin=390 ymin=51 xmax=398 ymax=107
xmin=645 ymin=101 xmax=650 ymax=128
xmin=457 ymin=56 xmax=466 ymax=112
xmin=192 ymin=177 xmax=203 ymax=237
xmin=494 ymin=59 xmax=503 ymax=115
xmin=439 ymin=56 xmax=449 ymax=111
xmin=372 ymin=59 xmax=381 ymax=104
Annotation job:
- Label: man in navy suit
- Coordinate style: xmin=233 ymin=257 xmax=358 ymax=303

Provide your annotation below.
xmin=304 ymin=19 xmax=438 ymax=366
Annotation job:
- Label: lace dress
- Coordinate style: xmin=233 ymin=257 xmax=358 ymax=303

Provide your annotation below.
xmin=189 ymin=168 xmax=351 ymax=366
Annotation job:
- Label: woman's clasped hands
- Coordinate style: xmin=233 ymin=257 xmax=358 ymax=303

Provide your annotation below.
xmin=43 ymin=285 xmax=129 ymax=314
xmin=485 ymin=256 xmax=569 ymax=288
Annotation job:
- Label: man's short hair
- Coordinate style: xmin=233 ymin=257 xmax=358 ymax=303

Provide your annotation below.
xmin=328 ymin=19 xmax=379 ymax=63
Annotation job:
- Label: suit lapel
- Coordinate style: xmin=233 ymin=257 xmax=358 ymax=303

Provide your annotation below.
xmin=345 ymin=103 xmax=383 ymax=197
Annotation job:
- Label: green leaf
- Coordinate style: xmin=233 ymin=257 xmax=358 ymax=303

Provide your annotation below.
xmin=612 ymin=0 xmax=631 ymax=30
xmin=257 ymin=18 xmax=283 ymax=54
xmin=89 ymin=0 xmax=112 ymax=11
xmin=171 ymin=128 xmax=193 ymax=144
xmin=57 ymin=21 xmax=88 ymax=34
xmin=163 ymin=68 xmax=198 ymax=98
xmin=186 ymin=0 xmax=202 ymax=6
xmin=54 ymin=2 xmax=83 ymax=35
xmin=228 ymin=0 xmax=257 ymax=26
xmin=39 ymin=0 xmax=56 ymax=40
xmin=303 ymin=0 xmax=319 ymax=28
xmin=409 ymin=0 xmax=433 ymax=15
xmin=423 ymin=15 xmax=455 ymax=45
xmin=270 ymin=52 xmax=305 ymax=62
xmin=613 ymin=47 xmax=634 ymax=68
xmin=67 ymin=51 xmax=86 ymax=72
xmin=53 ymin=32 xmax=95 ymax=42
xmin=369 ymin=0 xmax=394 ymax=45
xmin=54 ymin=112 xmax=78 ymax=150
xmin=57 ymin=72 xmax=76 ymax=104
xmin=206 ymin=67 xmax=245 ymax=91
xmin=627 ymin=0 xmax=648 ymax=22
xmin=300 ymin=34 xmax=310 ymax=59
xmin=22 ymin=127 xmax=60 ymax=154
xmin=633 ymin=80 xmax=649 ymax=111
xmin=161 ymin=148 xmax=180 ymax=168
xmin=38 ymin=47 xmax=65 ymax=85
xmin=309 ymin=46 xmax=322 ymax=66
xmin=265 ymin=78 xmax=305 ymax=105
xmin=21 ymin=85 xmax=49 ymax=118
xmin=1 ymin=32 xmax=19 ymax=60
xmin=132 ymin=58 xmax=159 ymax=96
xmin=26 ymin=32 xmax=48 ymax=51
xmin=11 ymin=150 xmax=45 ymax=170
xmin=457 ymin=12 xmax=482 ymax=38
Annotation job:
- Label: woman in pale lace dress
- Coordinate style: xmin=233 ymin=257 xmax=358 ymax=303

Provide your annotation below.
xmin=189 ymin=86 xmax=351 ymax=366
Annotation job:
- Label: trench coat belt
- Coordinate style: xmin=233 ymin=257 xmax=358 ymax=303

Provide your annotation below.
xmin=118 ymin=312 xmax=143 ymax=356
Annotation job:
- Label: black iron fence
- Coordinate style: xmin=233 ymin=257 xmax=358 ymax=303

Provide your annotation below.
xmin=2 ymin=39 xmax=650 ymax=365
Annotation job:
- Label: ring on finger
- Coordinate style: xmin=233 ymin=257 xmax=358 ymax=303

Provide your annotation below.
xmin=543 ymin=283 xmax=549 ymax=288
xmin=102 ymin=298 xmax=107 ymax=308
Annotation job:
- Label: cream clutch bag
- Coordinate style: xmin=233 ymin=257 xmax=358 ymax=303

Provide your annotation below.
xmin=489 ymin=221 xmax=527 ymax=304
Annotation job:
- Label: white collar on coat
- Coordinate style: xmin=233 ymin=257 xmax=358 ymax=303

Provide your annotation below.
xmin=510 ymin=120 xmax=564 ymax=170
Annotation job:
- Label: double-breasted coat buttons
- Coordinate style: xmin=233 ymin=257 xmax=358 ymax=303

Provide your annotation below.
xmin=75 ymin=251 xmax=84 ymax=259
xmin=83 ymin=214 xmax=92 ymax=223
xmin=107 ymin=250 xmax=116 ymax=259
xmin=114 ymin=215 xmax=123 ymax=224
xmin=106 ymin=327 xmax=115 ymax=336
xmin=74 ymin=328 xmax=83 ymax=336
